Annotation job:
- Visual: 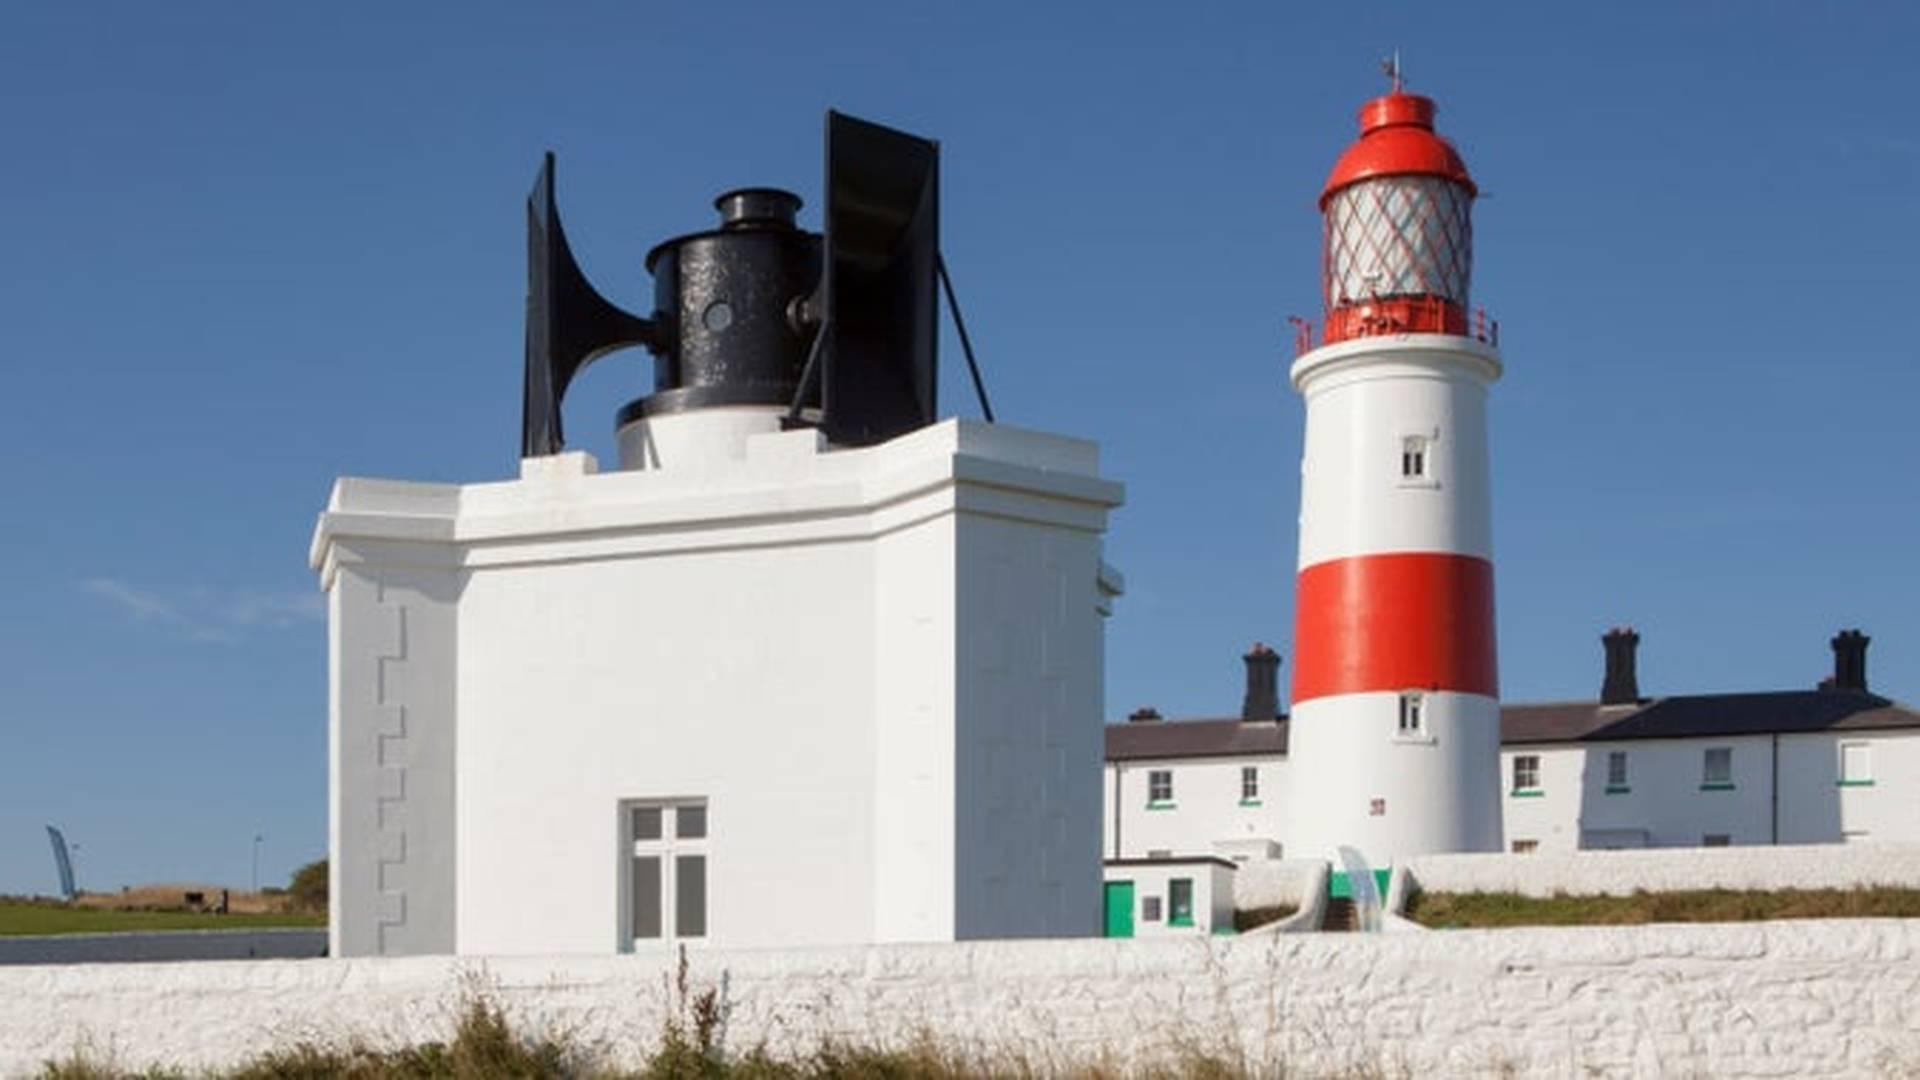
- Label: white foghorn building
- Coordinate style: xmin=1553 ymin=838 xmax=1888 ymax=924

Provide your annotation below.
xmin=1105 ymin=630 xmax=1920 ymax=865
xmin=312 ymin=118 xmax=1124 ymax=957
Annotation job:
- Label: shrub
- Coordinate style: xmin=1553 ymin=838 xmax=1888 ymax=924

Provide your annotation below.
xmin=287 ymin=859 xmax=327 ymax=914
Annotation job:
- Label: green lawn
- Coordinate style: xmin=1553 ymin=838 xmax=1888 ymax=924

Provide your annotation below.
xmin=1405 ymin=886 xmax=1920 ymax=928
xmin=0 ymin=900 xmax=324 ymax=937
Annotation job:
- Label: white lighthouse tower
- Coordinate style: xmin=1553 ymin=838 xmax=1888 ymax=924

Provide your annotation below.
xmin=1284 ymin=71 xmax=1503 ymax=872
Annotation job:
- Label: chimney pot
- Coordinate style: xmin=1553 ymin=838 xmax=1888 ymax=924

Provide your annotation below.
xmin=1128 ymin=707 xmax=1162 ymax=723
xmin=1828 ymin=628 xmax=1870 ymax=693
xmin=1241 ymin=642 xmax=1282 ymax=722
xmin=1601 ymin=627 xmax=1641 ymax=705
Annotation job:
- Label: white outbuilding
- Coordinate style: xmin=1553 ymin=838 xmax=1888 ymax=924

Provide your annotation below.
xmin=1101 ymin=857 xmax=1236 ymax=938
xmin=312 ymin=116 xmax=1125 ymax=958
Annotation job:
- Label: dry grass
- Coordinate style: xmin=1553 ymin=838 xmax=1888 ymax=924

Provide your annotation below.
xmin=37 ymin=996 xmax=1255 ymax=1079
xmin=1232 ymin=904 xmax=1299 ymax=932
xmin=71 ymin=886 xmax=294 ymax=916
xmin=0 ymin=899 xmax=322 ymax=937
xmin=1406 ymin=885 xmax=1920 ymax=928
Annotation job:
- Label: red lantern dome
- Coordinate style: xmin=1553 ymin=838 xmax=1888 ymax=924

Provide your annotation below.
xmin=1318 ymin=87 xmax=1479 ymax=344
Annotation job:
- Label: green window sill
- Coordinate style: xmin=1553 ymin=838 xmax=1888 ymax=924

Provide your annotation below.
xmin=1238 ymin=799 xmax=1263 ymax=807
xmin=1700 ymin=783 xmax=1736 ymax=792
xmin=1509 ymin=789 xmax=1545 ymax=798
xmin=1145 ymin=801 xmax=1177 ymax=811
xmin=1604 ymin=785 xmax=1630 ymax=795
xmin=1838 ymin=779 xmax=1876 ymax=787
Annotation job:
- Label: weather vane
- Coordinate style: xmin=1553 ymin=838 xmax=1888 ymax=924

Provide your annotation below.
xmin=1380 ymin=50 xmax=1404 ymax=94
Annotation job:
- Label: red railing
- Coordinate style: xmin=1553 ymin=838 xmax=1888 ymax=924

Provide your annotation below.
xmin=1289 ymin=302 xmax=1499 ymax=357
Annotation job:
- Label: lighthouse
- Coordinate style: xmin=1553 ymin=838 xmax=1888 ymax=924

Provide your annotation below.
xmin=1284 ymin=71 xmax=1503 ymax=870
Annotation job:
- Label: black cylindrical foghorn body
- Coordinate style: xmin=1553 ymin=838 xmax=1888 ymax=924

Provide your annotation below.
xmin=618 ymin=188 xmax=821 ymax=425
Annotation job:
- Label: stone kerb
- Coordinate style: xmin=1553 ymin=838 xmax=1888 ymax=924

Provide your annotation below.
xmin=1404 ymin=843 xmax=1920 ymax=900
xmin=8 ymin=923 xmax=1920 ymax=1077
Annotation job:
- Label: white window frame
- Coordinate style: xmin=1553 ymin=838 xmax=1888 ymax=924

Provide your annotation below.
xmin=1240 ymin=765 xmax=1260 ymax=803
xmin=1147 ymin=769 xmax=1174 ymax=806
xmin=1702 ymin=747 xmax=1733 ymax=788
xmin=1839 ymin=741 xmax=1873 ymax=786
xmin=1606 ymin=750 xmax=1629 ymax=790
xmin=1511 ymin=754 xmax=1541 ymax=793
xmin=623 ymin=799 xmax=709 ymax=948
xmin=1396 ymin=692 xmax=1427 ymax=739
xmin=1398 ymin=430 xmax=1440 ymax=488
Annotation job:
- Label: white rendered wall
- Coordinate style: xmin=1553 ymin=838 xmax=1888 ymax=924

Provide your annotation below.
xmin=1103 ymin=754 xmax=1286 ymax=859
xmin=1500 ymin=730 xmax=1920 ymax=855
xmin=16 ymin=924 xmax=1920 ymax=1077
xmin=1290 ymin=336 xmax=1499 ymax=568
xmin=325 ymin=542 xmax=460 ymax=958
xmin=1285 ymin=335 xmax=1503 ymax=870
xmin=313 ymin=419 xmax=1122 ymax=956
xmin=953 ymin=509 xmax=1107 ymax=938
xmin=1288 ymin=693 xmax=1502 ymax=866
xmin=452 ymin=523 xmax=880 ymax=953
xmin=1778 ymin=730 xmax=1920 ymax=844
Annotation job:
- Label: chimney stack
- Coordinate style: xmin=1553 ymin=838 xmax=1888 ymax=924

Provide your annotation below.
xmin=1829 ymin=629 xmax=1870 ymax=692
xmin=1601 ymin=627 xmax=1641 ymax=705
xmin=1127 ymin=706 xmax=1163 ymax=724
xmin=1241 ymin=642 xmax=1281 ymax=723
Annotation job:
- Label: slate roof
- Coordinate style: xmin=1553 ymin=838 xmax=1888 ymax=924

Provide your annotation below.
xmin=1105 ymin=717 xmax=1288 ymax=761
xmin=1105 ymin=691 xmax=1920 ymax=761
xmin=1501 ymin=690 xmax=1920 ymax=745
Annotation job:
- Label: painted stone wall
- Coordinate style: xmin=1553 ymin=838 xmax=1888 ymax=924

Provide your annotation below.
xmin=1404 ymin=841 xmax=1920 ymax=899
xmin=9 ymin=921 xmax=1920 ymax=1077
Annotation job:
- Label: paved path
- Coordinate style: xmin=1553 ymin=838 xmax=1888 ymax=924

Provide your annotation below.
xmin=0 ymin=928 xmax=326 ymax=965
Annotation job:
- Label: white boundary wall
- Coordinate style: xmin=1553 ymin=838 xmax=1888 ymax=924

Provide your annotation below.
xmin=10 ymin=922 xmax=1920 ymax=1077
xmin=1404 ymin=842 xmax=1920 ymax=899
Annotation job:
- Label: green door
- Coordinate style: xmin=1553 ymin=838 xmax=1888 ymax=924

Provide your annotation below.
xmin=1103 ymin=881 xmax=1135 ymax=938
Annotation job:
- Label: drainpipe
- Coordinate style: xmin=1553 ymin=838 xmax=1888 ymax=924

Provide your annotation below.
xmin=1112 ymin=763 xmax=1124 ymax=858
xmin=1770 ymin=733 xmax=1780 ymax=845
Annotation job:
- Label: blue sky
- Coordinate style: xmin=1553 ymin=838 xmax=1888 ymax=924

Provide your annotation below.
xmin=2 ymin=3 xmax=1916 ymax=896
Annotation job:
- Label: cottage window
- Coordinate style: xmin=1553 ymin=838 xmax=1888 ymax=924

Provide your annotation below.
xmin=1840 ymin=742 xmax=1873 ymax=786
xmin=1606 ymin=750 xmax=1629 ymax=791
xmin=1511 ymin=755 xmax=1541 ymax=793
xmin=1148 ymin=770 xmax=1174 ymax=805
xmin=1240 ymin=766 xmax=1260 ymax=802
xmin=1702 ymin=747 xmax=1733 ymax=789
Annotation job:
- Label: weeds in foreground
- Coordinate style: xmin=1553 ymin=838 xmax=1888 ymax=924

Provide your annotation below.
xmin=42 ymin=944 xmax=1266 ymax=1079
xmin=1406 ymin=885 xmax=1920 ymax=928
xmin=41 ymin=1001 xmax=1253 ymax=1079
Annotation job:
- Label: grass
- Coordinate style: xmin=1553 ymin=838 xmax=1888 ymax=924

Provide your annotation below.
xmin=1405 ymin=885 xmax=1920 ymax=928
xmin=0 ymin=898 xmax=323 ymax=937
xmin=36 ymin=992 xmax=1252 ymax=1079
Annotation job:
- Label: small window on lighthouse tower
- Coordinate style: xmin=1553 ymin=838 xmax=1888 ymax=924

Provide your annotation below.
xmin=1400 ymin=436 xmax=1429 ymax=481
xmin=1397 ymin=692 xmax=1425 ymax=736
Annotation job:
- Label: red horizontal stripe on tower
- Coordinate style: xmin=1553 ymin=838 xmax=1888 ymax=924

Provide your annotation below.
xmin=1292 ymin=552 xmax=1497 ymax=704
